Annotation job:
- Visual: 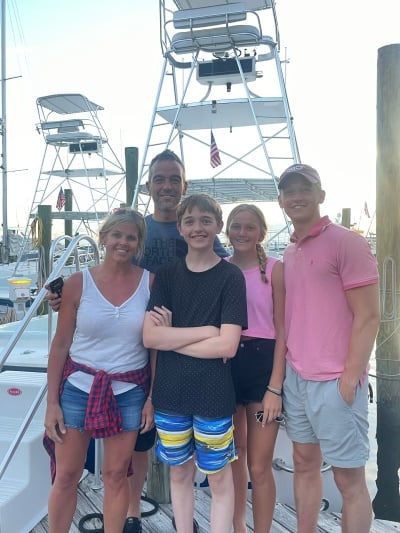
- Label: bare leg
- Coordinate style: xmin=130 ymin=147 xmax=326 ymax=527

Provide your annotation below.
xmin=333 ymin=466 xmax=372 ymax=533
xmin=246 ymin=403 xmax=279 ymax=533
xmin=208 ymin=463 xmax=235 ymax=533
xmin=231 ymin=406 xmax=248 ymax=533
xmin=102 ymin=430 xmax=138 ymax=533
xmin=48 ymin=429 xmax=92 ymax=533
xmin=293 ymin=441 xmax=323 ymax=533
xmin=126 ymin=450 xmax=149 ymax=518
xmin=170 ymin=458 xmax=196 ymax=533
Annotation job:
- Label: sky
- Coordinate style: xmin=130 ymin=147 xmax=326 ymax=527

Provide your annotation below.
xmin=3 ymin=0 xmax=400 ymax=234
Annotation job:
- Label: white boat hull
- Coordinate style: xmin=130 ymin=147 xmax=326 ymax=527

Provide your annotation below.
xmin=0 ymin=371 xmax=51 ymax=533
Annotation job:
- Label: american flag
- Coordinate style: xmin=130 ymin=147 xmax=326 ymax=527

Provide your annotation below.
xmin=210 ymin=130 xmax=221 ymax=168
xmin=56 ymin=187 xmax=66 ymax=211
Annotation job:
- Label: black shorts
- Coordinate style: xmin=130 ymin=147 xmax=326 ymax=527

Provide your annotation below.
xmin=134 ymin=426 xmax=157 ymax=452
xmin=231 ymin=338 xmax=276 ymax=405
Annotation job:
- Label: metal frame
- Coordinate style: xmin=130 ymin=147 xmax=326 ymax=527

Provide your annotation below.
xmin=133 ymin=0 xmax=300 ymax=243
xmin=12 ymin=94 xmax=127 ymax=271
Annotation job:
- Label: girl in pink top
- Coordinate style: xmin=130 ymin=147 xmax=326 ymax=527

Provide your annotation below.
xmin=226 ymin=204 xmax=286 ymax=533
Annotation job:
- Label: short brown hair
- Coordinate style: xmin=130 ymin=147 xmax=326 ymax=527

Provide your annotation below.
xmin=148 ymin=149 xmax=186 ymax=183
xmin=177 ymin=193 xmax=223 ymax=225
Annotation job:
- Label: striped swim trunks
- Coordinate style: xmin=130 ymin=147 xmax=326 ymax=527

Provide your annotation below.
xmin=154 ymin=411 xmax=237 ymax=474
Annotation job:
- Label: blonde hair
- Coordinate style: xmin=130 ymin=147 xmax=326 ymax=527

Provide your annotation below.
xmin=99 ymin=208 xmax=146 ymax=260
xmin=226 ymin=204 xmax=268 ymax=283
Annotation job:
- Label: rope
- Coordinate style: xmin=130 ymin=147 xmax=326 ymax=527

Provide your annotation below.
xmin=78 ymin=513 xmax=103 ymax=533
xmin=30 ymin=217 xmax=43 ymax=248
xmin=77 ymin=494 xmax=159 ymax=532
xmin=140 ymin=494 xmax=159 ymax=517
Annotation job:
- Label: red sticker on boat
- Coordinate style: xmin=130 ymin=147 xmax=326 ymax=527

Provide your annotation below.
xmin=7 ymin=387 xmax=22 ymax=396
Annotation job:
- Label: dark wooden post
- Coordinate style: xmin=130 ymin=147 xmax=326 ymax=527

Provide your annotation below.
xmin=125 ymin=147 xmax=139 ymax=208
xmin=373 ymin=43 xmax=400 ymax=522
xmin=37 ymin=205 xmax=52 ymax=280
xmin=37 ymin=205 xmax=52 ymax=313
xmin=124 ymin=145 xmax=171 ymax=502
xmin=341 ymin=208 xmax=351 ymax=229
xmin=146 ymin=450 xmax=171 ymax=503
xmin=64 ymin=189 xmax=73 ymax=236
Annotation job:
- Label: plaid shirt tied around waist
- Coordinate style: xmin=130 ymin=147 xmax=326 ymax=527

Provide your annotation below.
xmin=44 ymin=355 xmax=151 ymax=482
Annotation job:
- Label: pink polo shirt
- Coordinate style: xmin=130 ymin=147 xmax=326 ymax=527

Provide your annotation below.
xmin=283 ymin=216 xmax=378 ymax=380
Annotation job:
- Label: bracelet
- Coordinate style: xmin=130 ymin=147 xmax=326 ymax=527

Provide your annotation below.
xmin=267 ymin=385 xmax=282 ymax=396
xmin=146 ymin=396 xmax=152 ymax=401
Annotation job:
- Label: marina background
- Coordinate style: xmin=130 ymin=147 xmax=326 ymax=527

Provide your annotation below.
xmin=3 ymin=0 xmax=400 ymax=234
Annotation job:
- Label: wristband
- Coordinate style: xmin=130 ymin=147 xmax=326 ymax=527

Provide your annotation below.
xmin=267 ymin=385 xmax=282 ymax=396
xmin=146 ymin=396 xmax=152 ymax=401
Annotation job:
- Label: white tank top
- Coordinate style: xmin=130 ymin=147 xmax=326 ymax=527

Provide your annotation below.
xmin=67 ymin=268 xmax=150 ymax=394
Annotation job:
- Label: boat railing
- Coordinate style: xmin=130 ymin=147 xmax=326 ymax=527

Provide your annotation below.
xmin=162 ymin=2 xmax=276 ymax=69
xmin=0 ymin=233 xmax=100 ymax=482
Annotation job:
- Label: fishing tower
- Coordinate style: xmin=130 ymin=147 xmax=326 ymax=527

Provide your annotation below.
xmin=133 ymin=0 xmax=300 ymax=242
xmin=14 ymin=93 xmax=127 ymax=274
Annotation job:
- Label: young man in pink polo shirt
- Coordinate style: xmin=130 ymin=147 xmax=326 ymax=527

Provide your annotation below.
xmin=278 ymin=164 xmax=380 ymax=533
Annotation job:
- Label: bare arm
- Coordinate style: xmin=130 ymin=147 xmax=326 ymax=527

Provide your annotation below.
xmin=140 ymin=348 xmax=156 ymax=433
xmin=143 ymin=309 xmax=219 ymax=351
xmin=174 ymin=323 xmax=242 ymax=359
xmin=340 ymin=282 xmax=380 ymax=404
xmin=261 ymin=261 xmax=287 ymax=425
xmin=45 ymin=273 xmax=82 ymax=442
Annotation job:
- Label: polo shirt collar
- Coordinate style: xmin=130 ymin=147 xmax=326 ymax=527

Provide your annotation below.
xmin=290 ymin=215 xmax=332 ymax=244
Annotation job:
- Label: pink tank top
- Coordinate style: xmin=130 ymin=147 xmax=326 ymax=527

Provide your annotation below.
xmin=226 ymin=256 xmax=279 ymax=339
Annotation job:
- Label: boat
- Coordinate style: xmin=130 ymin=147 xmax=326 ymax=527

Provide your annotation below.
xmin=0 ymin=1 xmax=397 ymax=532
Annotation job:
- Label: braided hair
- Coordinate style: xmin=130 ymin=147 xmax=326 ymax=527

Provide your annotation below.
xmin=226 ymin=204 xmax=269 ymax=283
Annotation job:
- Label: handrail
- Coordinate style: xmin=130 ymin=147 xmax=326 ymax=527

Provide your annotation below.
xmin=0 ymin=233 xmax=99 ymax=372
xmin=0 ymin=233 xmax=100 ymax=481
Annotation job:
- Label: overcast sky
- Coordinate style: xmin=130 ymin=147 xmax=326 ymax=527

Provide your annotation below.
xmin=4 ymin=0 xmax=400 ymax=231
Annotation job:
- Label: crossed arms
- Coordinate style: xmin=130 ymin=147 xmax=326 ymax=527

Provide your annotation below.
xmin=143 ymin=305 xmax=242 ymax=360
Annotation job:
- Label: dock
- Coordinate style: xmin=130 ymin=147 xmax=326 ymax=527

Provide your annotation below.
xmin=31 ymin=473 xmax=400 ymax=532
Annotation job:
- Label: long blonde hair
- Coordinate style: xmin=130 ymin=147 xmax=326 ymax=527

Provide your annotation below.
xmin=226 ymin=204 xmax=268 ymax=283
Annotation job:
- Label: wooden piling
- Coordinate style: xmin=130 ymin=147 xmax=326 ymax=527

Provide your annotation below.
xmin=373 ymin=43 xmax=400 ymax=522
xmin=341 ymin=208 xmax=351 ymax=229
xmin=125 ymin=147 xmax=139 ymax=208
xmin=64 ymin=189 xmax=73 ymax=236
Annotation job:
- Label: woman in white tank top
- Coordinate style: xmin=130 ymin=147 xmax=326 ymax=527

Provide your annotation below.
xmin=44 ymin=209 xmax=155 ymax=533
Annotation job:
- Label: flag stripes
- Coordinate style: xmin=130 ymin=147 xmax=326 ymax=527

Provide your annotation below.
xmin=56 ymin=187 xmax=66 ymax=211
xmin=210 ymin=130 xmax=221 ymax=168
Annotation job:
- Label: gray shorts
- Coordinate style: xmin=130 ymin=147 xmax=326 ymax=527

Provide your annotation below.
xmin=283 ymin=363 xmax=369 ymax=468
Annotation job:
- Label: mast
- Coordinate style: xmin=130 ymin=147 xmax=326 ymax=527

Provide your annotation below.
xmin=1 ymin=0 xmax=8 ymax=263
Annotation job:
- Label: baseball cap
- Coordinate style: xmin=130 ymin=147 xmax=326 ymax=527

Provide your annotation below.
xmin=278 ymin=163 xmax=321 ymax=189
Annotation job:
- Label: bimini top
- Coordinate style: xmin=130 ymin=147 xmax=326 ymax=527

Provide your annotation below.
xmin=172 ymin=0 xmax=273 ymax=10
xmin=139 ymin=177 xmax=278 ymax=204
xmin=36 ymin=94 xmax=104 ymax=115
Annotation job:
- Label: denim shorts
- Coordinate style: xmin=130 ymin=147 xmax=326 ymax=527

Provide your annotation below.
xmin=154 ymin=411 xmax=237 ymax=474
xmin=60 ymin=379 xmax=145 ymax=432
